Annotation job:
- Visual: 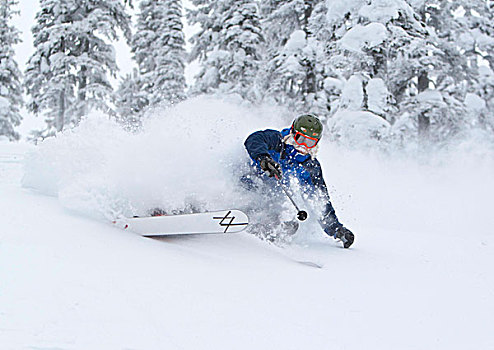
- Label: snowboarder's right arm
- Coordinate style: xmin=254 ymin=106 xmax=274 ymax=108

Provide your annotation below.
xmin=244 ymin=129 xmax=283 ymax=162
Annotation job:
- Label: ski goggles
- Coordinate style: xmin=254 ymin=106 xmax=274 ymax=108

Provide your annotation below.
xmin=293 ymin=131 xmax=320 ymax=148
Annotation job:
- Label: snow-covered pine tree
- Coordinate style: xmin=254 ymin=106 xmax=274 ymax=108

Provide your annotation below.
xmin=114 ymin=69 xmax=148 ymax=130
xmin=188 ymin=0 xmax=263 ymax=102
xmin=131 ymin=0 xmax=186 ymax=111
xmin=261 ymin=0 xmax=306 ymax=48
xmin=262 ymin=30 xmax=328 ymax=115
xmin=25 ymin=0 xmax=131 ymax=140
xmin=318 ymin=0 xmax=431 ymax=115
xmin=0 ymin=0 xmax=22 ymax=141
xmin=260 ymin=0 xmax=327 ymax=115
xmin=424 ymin=0 xmax=494 ymax=132
xmin=311 ymin=0 xmax=474 ymax=146
xmin=476 ymin=66 xmax=494 ymax=130
xmin=395 ymin=0 xmax=474 ymax=144
xmin=306 ymin=1 xmax=347 ymax=116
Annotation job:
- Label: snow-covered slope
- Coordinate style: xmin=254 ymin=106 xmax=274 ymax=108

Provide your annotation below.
xmin=1 ymin=99 xmax=493 ymax=350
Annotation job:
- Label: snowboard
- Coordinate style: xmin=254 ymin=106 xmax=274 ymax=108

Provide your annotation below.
xmin=113 ymin=210 xmax=249 ymax=237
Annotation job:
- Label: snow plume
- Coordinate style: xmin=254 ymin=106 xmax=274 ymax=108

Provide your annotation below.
xmin=319 ymin=138 xmax=494 ymax=238
xmin=21 ymin=98 xmax=494 ymax=240
xmin=22 ymin=97 xmax=286 ymax=220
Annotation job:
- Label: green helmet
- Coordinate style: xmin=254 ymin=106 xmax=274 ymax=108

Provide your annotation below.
xmin=291 ymin=114 xmax=323 ymax=139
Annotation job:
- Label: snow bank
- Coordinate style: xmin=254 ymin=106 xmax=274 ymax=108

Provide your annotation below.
xmin=22 ymin=97 xmax=287 ymax=220
xmin=0 ymin=140 xmax=34 ymax=185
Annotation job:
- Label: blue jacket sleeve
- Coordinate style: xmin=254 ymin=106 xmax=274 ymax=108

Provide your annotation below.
xmin=303 ymin=158 xmax=343 ymax=234
xmin=244 ymin=129 xmax=283 ymax=161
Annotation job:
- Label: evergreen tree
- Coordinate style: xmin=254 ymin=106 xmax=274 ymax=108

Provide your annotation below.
xmin=260 ymin=0 xmax=325 ymax=115
xmin=318 ymin=0 xmax=431 ymax=110
xmin=261 ymin=0 xmax=306 ymax=48
xmin=477 ymin=66 xmax=494 ymax=124
xmin=262 ymin=30 xmax=327 ymax=115
xmin=424 ymin=0 xmax=494 ymax=131
xmin=114 ymin=69 xmax=148 ymax=130
xmin=188 ymin=0 xmax=263 ymax=101
xmin=0 ymin=0 xmax=22 ymax=141
xmin=25 ymin=0 xmax=131 ymax=139
xmin=132 ymin=0 xmax=186 ymax=110
xmin=311 ymin=0 xmax=472 ymax=145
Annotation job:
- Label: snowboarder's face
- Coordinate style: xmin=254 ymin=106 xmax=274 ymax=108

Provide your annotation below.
xmin=292 ymin=130 xmax=320 ymax=149
xmin=285 ymin=133 xmax=313 ymax=156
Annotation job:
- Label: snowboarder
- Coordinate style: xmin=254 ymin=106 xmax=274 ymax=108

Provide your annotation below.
xmin=243 ymin=114 xmax=354 ymax=248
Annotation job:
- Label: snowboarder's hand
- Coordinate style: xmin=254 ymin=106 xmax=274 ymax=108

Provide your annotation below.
xmin=259 ymin=155 xmax=282 ymax=179
xmin=335 ymin=226 xmax=354 ymax=249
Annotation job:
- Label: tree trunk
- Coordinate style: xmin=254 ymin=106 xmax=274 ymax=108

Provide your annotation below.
xmin=417 ymin=71 xmax=430 ymax=142
xmin=57 ymin=90 xmax=65 ymax=132
xmin=78 ymin=65 xmax=87 ymax=122
xmin=302 ymin=0 xmax=316 ymax=34
xmin=77 ymin=36 xmax=90 ymax=123
xmin=301 ymin=0 xmax=318 ymax=105
xmin=56 ymin=37 xmax=66 ymax=132
xmin=417 ymin=7 xmax=430 ymax=144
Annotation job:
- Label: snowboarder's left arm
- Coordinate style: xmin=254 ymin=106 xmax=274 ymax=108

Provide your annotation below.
xmin=303 ymin=159 xmax=343 ymax=235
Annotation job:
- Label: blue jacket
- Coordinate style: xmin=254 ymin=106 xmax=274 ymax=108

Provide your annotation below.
xmin=244 ymin=128 xmax=342 ymax=234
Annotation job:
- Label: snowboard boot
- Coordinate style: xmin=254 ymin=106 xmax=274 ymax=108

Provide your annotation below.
xmin=334 ymin=226 xmax=354 ymax=248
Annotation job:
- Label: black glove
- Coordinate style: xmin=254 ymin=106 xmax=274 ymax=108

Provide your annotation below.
xmin=334 ymin=226 xmax=354 ymax=249
xmin=258 ymin=155 xmax=282 ymax=179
